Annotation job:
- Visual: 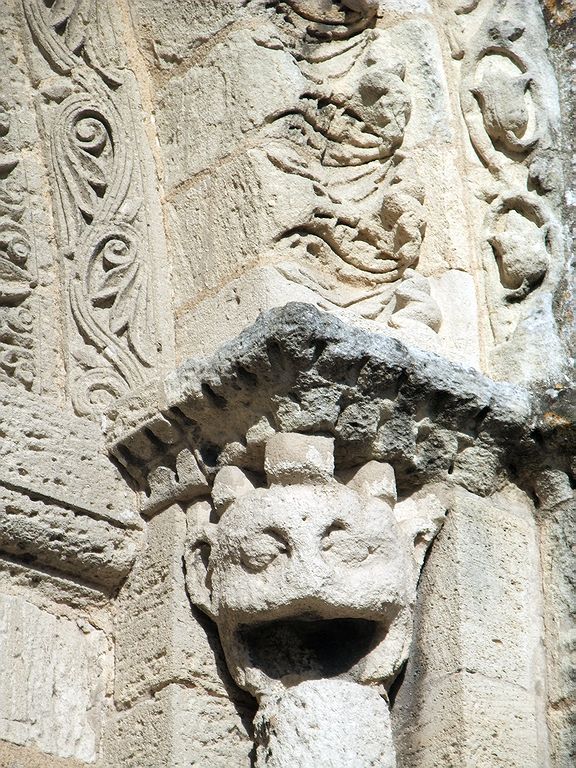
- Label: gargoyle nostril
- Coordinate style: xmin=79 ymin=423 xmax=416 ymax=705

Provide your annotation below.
xmin=262 ymin=527 xmax=289 ymax=554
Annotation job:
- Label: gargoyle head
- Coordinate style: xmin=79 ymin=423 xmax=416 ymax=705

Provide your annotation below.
xmin=185 ymin=432 xmax=444 ymax=699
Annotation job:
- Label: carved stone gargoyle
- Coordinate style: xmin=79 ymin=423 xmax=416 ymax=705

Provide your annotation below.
xmin=185 ymin=431 xmax=445 ymax=767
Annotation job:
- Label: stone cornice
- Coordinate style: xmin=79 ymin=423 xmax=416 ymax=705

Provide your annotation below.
xmin=107 ymin=304 xmax=573 ymax=516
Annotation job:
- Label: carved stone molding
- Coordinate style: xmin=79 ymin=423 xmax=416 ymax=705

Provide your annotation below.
xmin=20 ymin=0 xmax=167 ymax=416
xmin=268 ymin=0 xmax=379 ymax=42
xmin=109 ymin=302 xmax=570 ymax=503
xmin=261 ymin=4 xmax=439 ymax=338
xmin=0 ymin=100 xmax=38 ymax=391
xmin=444 ymin=0 xmax=567 ymax=381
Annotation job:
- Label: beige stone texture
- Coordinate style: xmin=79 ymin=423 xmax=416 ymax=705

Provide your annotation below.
xmin=0 ymin=740 xmax=88 ymax=768
xmin=0 ymin=389 xmax=137 ymax=527
xmin=393 ymin=486 xmax=550 ymax=768
xmin=0 ymin=488 xmax=138 ymax=589
xmin=539 ymin=497 xmax=576 ymax=767
xmin=264 ymin=432 xmax=335 ymax=484
xmin=254 ymin=680 xmax=395 ymax=767
xmin=0 ymin=0 xmax=572 ymax=766
xmin=104 ymin=683 xmax=253 ymax=768
xmin=114 ymin=505 xmax=235 ymax=707
xmin=0 ymin=593 xmax=110 ymax=763
xmin=0 ymin=0 xmax=64 ymax=400
xmin=0 ymin=390 xmax=140 ymax=587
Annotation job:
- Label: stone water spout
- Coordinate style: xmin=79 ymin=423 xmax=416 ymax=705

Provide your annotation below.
xmin=185 ymin=432 xmax=443 ymax=766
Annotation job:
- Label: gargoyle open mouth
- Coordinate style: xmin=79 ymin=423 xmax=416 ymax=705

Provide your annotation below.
xmin=238 ymin=616 xmax=386 ymax=682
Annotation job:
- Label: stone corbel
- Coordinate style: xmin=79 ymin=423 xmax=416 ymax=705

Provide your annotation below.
xmin=107 ymin=302 xmax=573 ymax=766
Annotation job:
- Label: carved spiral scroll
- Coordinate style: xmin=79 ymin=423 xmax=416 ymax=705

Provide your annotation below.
xmin=49 ymin=92 xmax=156 ymax=414
xmin=51 ymin=94 xmax=128 ymax=243
xmin=0 ymin=99 xmax=37 ymax=391
xmin=22 ymin=0 xmax=161 ymax=415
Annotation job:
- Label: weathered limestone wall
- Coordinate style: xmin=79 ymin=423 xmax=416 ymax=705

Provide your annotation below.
xmin=0 ymin=557 xmax=114 ymax=766
xmin=393 ymin=487 xmax=550 ymax=767
xmin=0 ymin=1 xmax=573 ymax=767
xmin=124 ymin=0 xmax=567 ymax=388
xmin=105 ymin=504 xmax=254 ymax=767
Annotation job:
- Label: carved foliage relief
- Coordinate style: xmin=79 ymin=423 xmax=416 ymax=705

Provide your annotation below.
xmin=0 ymin=101 xmax=37 ymax=391
xmin=446 ymin=0 xmax=564 ymax=367
xmin=260 ymin=0 xmax=441 ymax=337
xmin=21 ymin=0 xmax=162 ymax=415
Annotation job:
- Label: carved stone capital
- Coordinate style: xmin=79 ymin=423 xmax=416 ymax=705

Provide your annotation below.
xmin=106 ymin=301 xmax=574 ymax=766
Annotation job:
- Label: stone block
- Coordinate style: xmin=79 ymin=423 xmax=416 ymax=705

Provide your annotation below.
xmin=104 ymin=684 xmax=253 ymax=768
xmin=0 ymin=487 xmax=140 ymax=589
xmin=394 ymin=672 xmax=546 ymax=768
xmin=264 ymin=433 xmax=335 ymax=484
xmin=393 ymin=486 xmax=548 ymax=768
xmin=0 ymin=594 xmax=109 ymax=763
xmin=114 ymin=505 xmax=234 ymax=707
xmin=130 ymin=0 xmax=239 ymax=72
xmin=539 ymin=498 xmax=576 ymax=767
xmin=0 ymin=388 xmax=138 ymax=527
xmin=254 ymin=680 xmax=394 ymax=768
xmin=155 ymin=26 xmax=305 ymax=189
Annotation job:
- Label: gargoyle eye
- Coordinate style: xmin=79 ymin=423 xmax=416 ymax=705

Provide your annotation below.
xmin=321 ymin=520 xmax=348 ymax=550
xmin=240 ymin=527 xmax=289 ymax=573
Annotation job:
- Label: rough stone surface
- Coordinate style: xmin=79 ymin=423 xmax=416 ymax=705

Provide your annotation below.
xmin=104 ymin=683 xmax=253 ymax=768
xmin=114 ymin=504 xmax=243 ymax=707
xmin=0 ymin=389 xmax=140 ymax=588
xmin=0 ymin=487 xmax=139 ymax=589
xmin=0 ymin=386 xmax=137 ymax=528
xmin=0 ymin=593 xmax=110 ymax=763
xmin=0 ymin=0 xmax=573 ymax=766
xmin=393 ymin=486 xmax=550 ymax=768
xmin=109 ymin=302 xmax=536 ymax=500
xmin=254 ymin=680 xmax=395 ymax=767
xmin=0 ymin=741 xmax=88 ymax=768
xmin=539 ymin=497 xmax=576 ymax=767
xmin=185 ymin=431 xmax=445 ymax=766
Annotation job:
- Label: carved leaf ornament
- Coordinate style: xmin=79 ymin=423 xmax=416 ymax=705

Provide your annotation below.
xmin=89 ymin=228 xmax=157 ymax=367
xmin=22 ymin=0 xmax=158 ymax=414
xmin=0 ymin=99 xmax=37 ymax=390
xmin=0 ymin=224 xmax=34 ymax=305
xmin=453 ymin=0 xmax=563 ymax=361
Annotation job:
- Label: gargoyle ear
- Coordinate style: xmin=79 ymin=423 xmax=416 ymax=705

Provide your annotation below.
xmin=393 ymin=487 xmax=450 ymax=570
xmin=211 ymin=466 xmax=256 ymax=517
xmin=345 ymin=461 xmax=397 ymax=507
xmin=184 ymin=501 xmax=218 ymax=619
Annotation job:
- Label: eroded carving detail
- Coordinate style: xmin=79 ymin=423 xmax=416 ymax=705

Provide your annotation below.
xmin=259 ymin=3 xmax=441 ymax=338
xmin=22 ymin=0 xmax=160 ymax=414
xmin=0 ymin=101 xmax=37 ymax=390
xmin=267 ymin=0 xmax=379 ymax=41
xmin=450 ymin=0 xmax=564 ymax=369
xmin=186 ymin=432 xmax=445 ymax=767
xmin=460 ymin=8 xmax=557 ymax=179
